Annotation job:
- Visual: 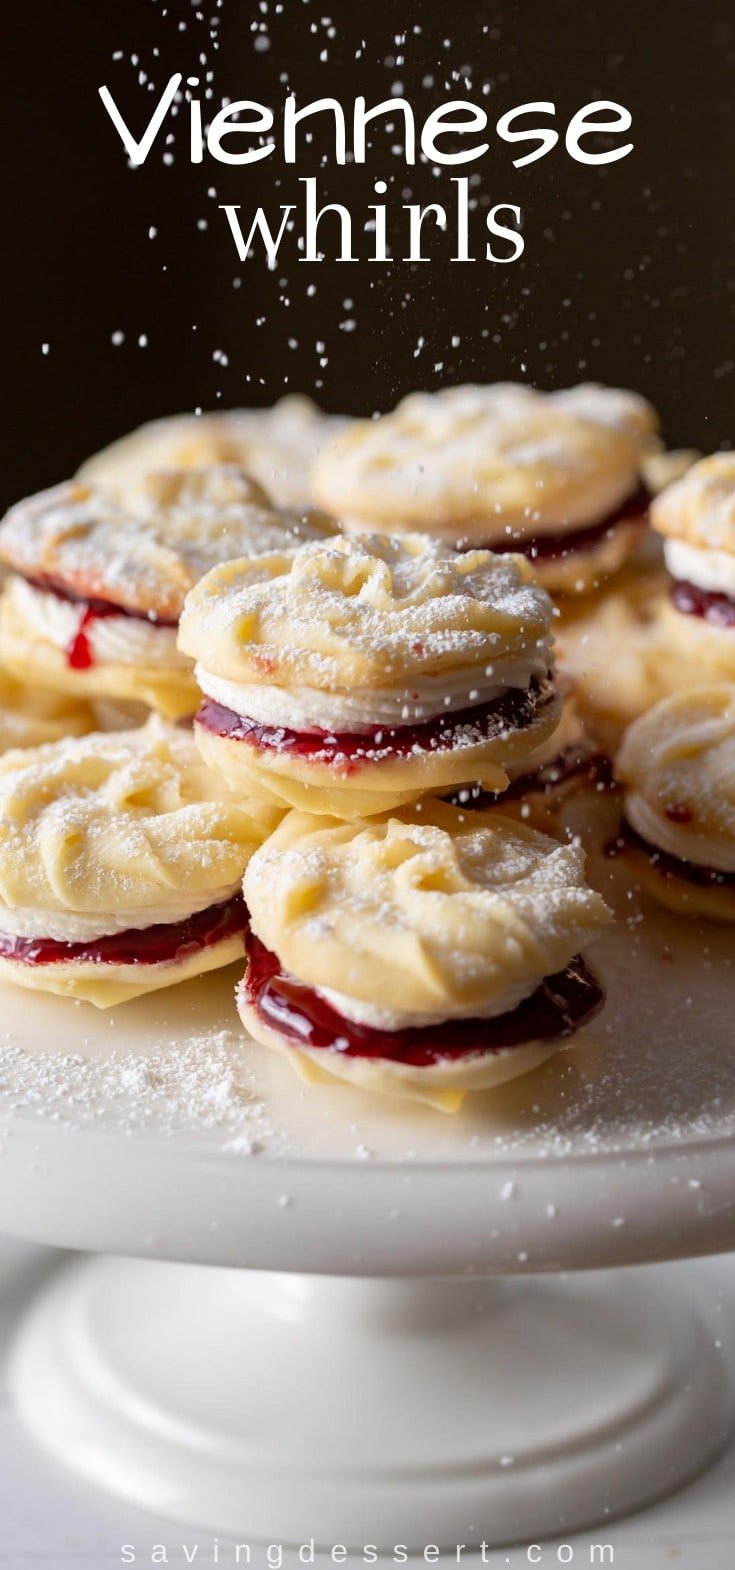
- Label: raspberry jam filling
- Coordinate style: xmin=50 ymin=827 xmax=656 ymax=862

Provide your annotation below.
xmin=244 ymin=931 xmax=604 ymax=1068
xmin=0 ymin=893 xmax=248 ymax=968
xmin=24 ymin=573 xmax=178 ymax=670
xmin=197 ymin=676 xmax=556 ymax=770
xmin=487 ymin=486 xmax=650 ymax=563
xmin=608 ymin=819 xmax=735 ymax=890
xmin=670 ymin=579 xmax=735 ymax=629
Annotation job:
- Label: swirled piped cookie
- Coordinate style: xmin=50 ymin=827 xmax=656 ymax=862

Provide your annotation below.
xmin=0 ymin=466 xmax=333 ymax=720
xmin=179 ymin=532 xmax=562 ymax=818
xmin=614 ymin=685 xmax=735 ymax=921
xmin=313 ymin=383 xmax=660 ymax=595
xmin=78 ymin=395 xmax=349 ymax=508
xmin=238 ymin=803 xmax=611 ymax=1111
xmin=651 ymin=454 xmax=735 ymax=682
xmin=0 ymin=716 xmax=281 ymax=1005
xmin=0 ymin=667 xmax=93 ymax=752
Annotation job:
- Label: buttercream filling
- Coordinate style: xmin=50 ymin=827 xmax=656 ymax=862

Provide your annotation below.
xmin=9 ymin=577 xmax=188 ymax=671
xmin=485 ymin=486 xmax=649 ymax=560
xmin=194 ymin=649 xmax=551 ymax=734
xmin=243 ymin=931 xmax=605 ymax=1067
xmin=624 ymin=791 xmax=735 ymax=875
xmin=613 ymin=819 xmax=735 ymax=891
xmin=195 ymin=676 xmax=556 ymax=768
xmin=0 ymin=893 xmax=248 ymax=967
xmin=664 ymin=539 xmax=735 ymax=601
xmin=0 ymin=881 xmax=244 ymax=944
xmin=317 ymin=972 xmax=539 ymax=1031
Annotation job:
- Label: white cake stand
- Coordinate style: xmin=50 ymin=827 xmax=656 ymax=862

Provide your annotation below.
xmin=1 ymin=852 xmax=735 ymax=1548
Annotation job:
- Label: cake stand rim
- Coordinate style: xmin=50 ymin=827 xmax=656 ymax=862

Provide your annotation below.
xmin=1 ymin=1101 xmax=734 ymax=1274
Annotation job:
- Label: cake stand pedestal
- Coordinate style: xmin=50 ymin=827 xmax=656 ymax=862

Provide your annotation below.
xmin=10 ymin=1258 xmax=731 ymax=1547
xmin=1 ymin=858 xmax=735 ymax=1546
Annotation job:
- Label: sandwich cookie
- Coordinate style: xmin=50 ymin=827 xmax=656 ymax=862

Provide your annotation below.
xmin=652 ymin=453 xmax=735 ymax=681
xmin=238 ymin=802 xmax=611 ymax=1111
xmin=313 ymin=382 xmax=660 ymax=595
xmin=0 ymin=466 xmax=332 ymax=720
xmin=0 ymin=716 xmax=280 ymax=1005
xmin=179 ymin=531 xmax=562 ymax=819
xmin=614 ymin=684 xmax=735 ymax=921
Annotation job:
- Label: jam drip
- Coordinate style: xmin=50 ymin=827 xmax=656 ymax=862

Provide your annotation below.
xmin=609 ymin=819 xmax=735 ymax=889
xmin=197 ymin=676 xmax=556 ymax=770
xmin=487 ymin=486 xmax=650 ymax=563
xmin=24 ymin=573 xmax=178 ymax=671
xmin=244 ymin=932 xmax=605 ymax=1069
xmin=0 ymin=894 xmax=248 ymax=968
xmin=670 ymin=579 xmax=735 ymax=629
xmin=67 ymin=602 xmax=124 ymax=670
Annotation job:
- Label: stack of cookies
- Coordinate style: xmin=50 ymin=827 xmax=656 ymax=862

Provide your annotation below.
xmin=177 ymin=528 xmax=610 ymax=1108
xmin=4 ymin=377 xmax=716 ymax=1113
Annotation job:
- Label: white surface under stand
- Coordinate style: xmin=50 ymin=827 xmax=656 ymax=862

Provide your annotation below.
xmin=1 ymin=852 xmax=735 ymax=1547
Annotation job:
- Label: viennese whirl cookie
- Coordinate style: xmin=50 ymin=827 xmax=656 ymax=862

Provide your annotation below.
xmin=313 ymin=383 xmax=660 ymax=595
xmin=0 ymin=466 xmax=333 ymax=720
xmin=79 ymin=394 xmax=349 ymax=508
xmin=0 ymin=716 xmax=280 ymax=1006
xmin=615 ymin=684 xmax=735 ymax=921
xmin=238 ymin=803 xmax=610 ymax=1111
xmin=179 ymin=532 xmax=562 ymax=818
xmin=652 ymin=453 xmax=735 ymax=681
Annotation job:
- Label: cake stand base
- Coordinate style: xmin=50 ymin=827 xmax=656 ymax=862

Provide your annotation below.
xmin=9 ymin=1257 xmax=732 ymax=1549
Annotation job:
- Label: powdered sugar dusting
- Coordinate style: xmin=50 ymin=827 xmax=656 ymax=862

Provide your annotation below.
xmin=0 ymin=842 xmax=730 ymax=1170
xmin=314 ymin=383 xmax=660 ymax=536
xmin=0 ymin=465 xmax=330 ymax=623
xmin=79 ymin=396 xmax=351 ymax=510
xmin=180 ymin=530 xmax=556 ymax=696
xmin=0 ymin=1024 xmax=280 ymax=1150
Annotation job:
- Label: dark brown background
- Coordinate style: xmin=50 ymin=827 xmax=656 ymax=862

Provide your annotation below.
xmin=2 ymin=0 xmax=734 ymax=510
